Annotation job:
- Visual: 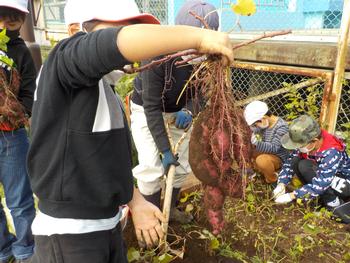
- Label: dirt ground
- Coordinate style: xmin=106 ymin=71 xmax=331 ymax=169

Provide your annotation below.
xmin=124 ymin=216 xmax=245 ymax=263
xmin=124 ymin=179 xmax=350 ymax=263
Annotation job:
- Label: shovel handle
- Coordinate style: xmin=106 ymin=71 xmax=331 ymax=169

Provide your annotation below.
xmin=161 ymin=164 xmax=176 ymax=240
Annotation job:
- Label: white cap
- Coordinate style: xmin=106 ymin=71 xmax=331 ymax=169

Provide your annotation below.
xmin=64 ymin=0 xmax=85 ymax=26
xmin=0 ymin=0 xmax=28 ymax=13
xmin=244 ymin=101 xmax=269 ymax=126
xmin=79 ymin=0 xmax=160 ymax=25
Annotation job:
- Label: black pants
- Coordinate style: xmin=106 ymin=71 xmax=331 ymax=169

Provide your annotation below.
xmin=29 ymin=224 xmax=127 ymax=263
xmin=291 ymin=157 xmax=350 ymax=204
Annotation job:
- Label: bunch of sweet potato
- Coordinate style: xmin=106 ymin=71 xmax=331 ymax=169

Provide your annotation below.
xmin=189 ymin=106 xmax=252 ymax=234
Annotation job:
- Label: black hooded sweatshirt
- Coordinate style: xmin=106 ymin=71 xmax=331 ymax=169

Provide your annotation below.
xmin=28 ymin=28 xmax=134 ymax=219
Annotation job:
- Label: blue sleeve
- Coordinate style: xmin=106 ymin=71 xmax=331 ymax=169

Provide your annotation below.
xmin=277 ymin=151 xmax=299 ymax=184
xmin=295 ymin=149 xmax=342 ymax=199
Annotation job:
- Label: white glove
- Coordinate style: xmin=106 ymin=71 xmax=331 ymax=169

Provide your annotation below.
xmin=275 ymin=193 xmax=294 ymax=204
xmin=273 ymin=183 xmax=286 ymax=198
xmin=251 ymin=134 xmax=258 ymax=145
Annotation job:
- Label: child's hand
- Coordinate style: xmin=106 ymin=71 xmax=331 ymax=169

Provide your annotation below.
xmin=197 ymin=30 xmax=233 ymax=66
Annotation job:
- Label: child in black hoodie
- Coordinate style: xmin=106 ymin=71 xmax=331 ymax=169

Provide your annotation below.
xmin=28 ymin=0 xmax=234 ymax=262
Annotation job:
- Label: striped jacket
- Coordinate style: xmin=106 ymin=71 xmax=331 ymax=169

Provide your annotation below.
xmin=278 ymin=130 xmax=350 ymax=199
xmin=254 ymin=117 xmax=290 ymax=160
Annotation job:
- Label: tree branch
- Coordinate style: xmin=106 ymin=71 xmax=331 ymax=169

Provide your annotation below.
xmin=124 ymin=29 xmax=292 ymax=73
xmin=123 ymin=49 xmax=199 ymax=74
xmin=189 ymin=10 xmax=210 ymax=29
xmin=232 ymin=30 xmax=292 ymax=50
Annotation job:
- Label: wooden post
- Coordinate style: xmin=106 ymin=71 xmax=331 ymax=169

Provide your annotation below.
xmin=326 ymin=0 xmax=350 ymax=133
xmin=20 ymin=0 xmax=42 ymax=72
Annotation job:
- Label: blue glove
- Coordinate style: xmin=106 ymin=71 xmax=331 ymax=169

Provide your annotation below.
xmin=175 ymin=109 xmax=192 ymax=129
xmin=161 ymin=149 xmax=180 ymax=175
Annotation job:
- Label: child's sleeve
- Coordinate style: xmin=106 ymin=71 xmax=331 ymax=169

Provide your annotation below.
xmin=142 ymin=59 xmax=171 ymax=153
xmin=59 ymin=27 xmax=131 ymax=88
xmin=277 ymin=151 xmax=299 ymax=184
xmin=294 ymin=149 xmax=342 ymax=199
xmin=18 ymin=47 xmax=37 ymax=116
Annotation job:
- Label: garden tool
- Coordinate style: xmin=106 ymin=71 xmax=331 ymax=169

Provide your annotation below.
xmin=161 ymin=119 xmax=191 ymax=246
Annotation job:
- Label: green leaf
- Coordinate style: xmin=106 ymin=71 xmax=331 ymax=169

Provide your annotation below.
xmin=127 ymin=247 xmax=141 ymax=262
xmin=0 ymin=55 xmax=14 ymax=67
xmin=303 ymin=224 xmax=321 ymax=235
xmin=303 ymin=212 xmax=315 ymax=220
xmin=180 ymin=193 xmax=191 ymax=203
xmin=247 ymin=193 xmax=255 ymax=203
xmin=159 ymin=253 xmax=173 ymax=263
xmin=0 ymin=29 xmax=10 ymax=52
xmin=210 ymin=237 xmax=220 ymax=250
xmin=343 ymin=252 xmax=350 ymax=261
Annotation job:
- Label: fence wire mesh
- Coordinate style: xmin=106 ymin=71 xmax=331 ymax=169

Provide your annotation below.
xmin=42 ymin=0 xmax=345 ymax=34
xmin=40 ymin=0 xmax=348 ymax=139
xmin=220 ymin=0 xmax=344 ymax=33
xmin=336 ymin=81 xmax=350 ymax=140
xmin=231 ymin=65 xmax=324 ymax=121
xmin=135 ymin=0 xmax=168 ymax=24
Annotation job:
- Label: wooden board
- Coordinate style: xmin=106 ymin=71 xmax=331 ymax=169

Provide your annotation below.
xmin=231 ymin=40 xmax=350 ymax=70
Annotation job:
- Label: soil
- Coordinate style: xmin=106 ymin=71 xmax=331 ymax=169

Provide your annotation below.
xmin=123 ymin=181 xmax=350 ymax=263
xmin=123 ymin=195 xmax=256 ymax=263
xmin=123 ymin=217 xmax=249 ymax=263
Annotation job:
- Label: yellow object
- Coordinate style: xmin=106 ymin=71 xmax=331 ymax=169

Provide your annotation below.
xmin=231 ymin=0 xmax=257 ymax=16
xmin=291 ymin=176 xmax=303 ymax=188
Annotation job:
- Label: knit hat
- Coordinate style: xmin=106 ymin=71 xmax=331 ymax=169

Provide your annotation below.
xmin=175 ymin=0 xmax=219 ymax=30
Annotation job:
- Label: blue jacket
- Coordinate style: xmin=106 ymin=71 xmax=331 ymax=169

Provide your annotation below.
xmin=278 ymin=130 xmax=350 ymax=199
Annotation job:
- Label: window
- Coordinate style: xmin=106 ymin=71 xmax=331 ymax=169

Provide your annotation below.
xmin=43 ymin=0 xmax=66 ymax=29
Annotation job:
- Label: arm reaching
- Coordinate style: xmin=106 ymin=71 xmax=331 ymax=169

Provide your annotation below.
xmin=128 ymin=187 xmax=165 ymax=248
xmin=117 ymin=25 xmax=233 ymax=65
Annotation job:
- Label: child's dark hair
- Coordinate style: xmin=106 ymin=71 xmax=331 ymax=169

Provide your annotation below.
xmin=265 ymin=110 xmax=273 ymax=117
xmin=0 ymin=7 xmax=26 ymax=22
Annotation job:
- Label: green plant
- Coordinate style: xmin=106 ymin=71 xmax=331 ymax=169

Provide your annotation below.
xmin=114 ymin=71 xmax=139 ymax=166
xmin=283 ymin=81 xmax=322 ymax=121
xmin=340 ymin=122 xmax=350 ymax=155
xmin=191 ymin=228 xmax=251 ymax=261
xmin=115 ymin=72 xmax=137 ymax=99
xmin=127 ymin=246 xmax=174 ymax=263
xmin=179 ymin=190 xmax=203 ymax=217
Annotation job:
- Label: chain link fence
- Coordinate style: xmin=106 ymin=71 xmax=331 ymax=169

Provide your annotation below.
xmin=336 ymin=81 xmax=350 ymax=149
xmin=230 ymin=63 xmax=350 ymax=150
xmin=231 ymin=63 xmax=326 ymax=121
xmin=219 ymin=0 xmax=344 ymax=33
xmin=338 ymin=81 xmax=350 ymax=129
xmin=42 ymin=0 xmax=345 ymax=34
xmin=40 ymin=0 xmax=348 ymax=139
xmin=136 ymin=0 xmax=168 ymax=24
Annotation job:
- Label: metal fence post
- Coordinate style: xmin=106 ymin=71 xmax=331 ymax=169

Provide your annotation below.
xmin=326 ymin=0 xmax=350 ymax=133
